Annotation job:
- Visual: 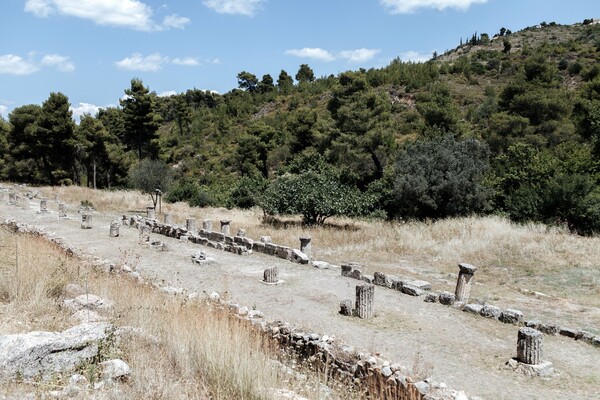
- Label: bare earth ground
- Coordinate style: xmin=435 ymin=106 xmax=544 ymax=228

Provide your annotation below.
xmin=1 ymin=199 xmax=599 ymax=400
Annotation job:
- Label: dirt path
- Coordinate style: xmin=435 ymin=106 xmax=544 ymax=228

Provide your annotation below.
xmin=2 ymin=199 xmax=599 ymax=400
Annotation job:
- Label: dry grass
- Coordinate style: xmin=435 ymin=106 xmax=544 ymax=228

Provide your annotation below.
xmin=0 ymin=226 xmax=350 ymax=399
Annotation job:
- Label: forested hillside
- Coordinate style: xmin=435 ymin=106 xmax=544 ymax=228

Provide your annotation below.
xmin=2 ymin=20 xmax=600 ymax=233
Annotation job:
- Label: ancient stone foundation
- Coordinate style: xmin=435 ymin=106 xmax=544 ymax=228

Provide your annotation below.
xmin=263 ymin=267 xmax=279 ymax=283
xmin=455 ymin=263 xmax=477 ymax=302
xmin=202 ymin=219 xmax=212 ymax=231
xmin=517 ymin=327 xmax=543 ymax=365
xmin=109 ymin=221 xmax=120 ymax=237
xmin=355 ymin=284 xmax=374 ymax=319
xmin=81 ymin=213 xmax=92 ymax=229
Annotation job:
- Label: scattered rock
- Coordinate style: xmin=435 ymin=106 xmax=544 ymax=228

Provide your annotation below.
xmin=401 ymin=284 xmax=424 ymax=297
xmin=64 ymin=294 xmax=114 ymax=314
xmin=311 ymin=261 xmax=330 ymax=269
xmin=62 ymin=283 xmax=84 ymax=298
xmin=438 ymin=291 xmax=455 ymax=305
xmin=100 ymin=359 xmax=131 ymax=382
xmin=0 ymin=322 xmax=113 ymax=380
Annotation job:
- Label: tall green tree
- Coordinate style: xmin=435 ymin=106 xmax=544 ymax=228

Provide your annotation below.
xmin=6 ymin=104 xmax=42 ymax=182
xmin=277 ymin=70 xmax=294 ymax=93
xmin=76 ymin=114 xmax=129 ymax=189
xmin=120 ymin=79 xmax=160 ymax=160
xmin=35 ymin=92 xmax=77 ymax=185
xmin=295 ymin=64 xmax=315 ymax=84
xmin=237 ymin=71 xmax=259 ymax=93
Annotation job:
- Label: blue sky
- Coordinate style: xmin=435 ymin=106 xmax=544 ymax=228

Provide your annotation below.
xmin=1 ymin=0 xmax=599 ymax=121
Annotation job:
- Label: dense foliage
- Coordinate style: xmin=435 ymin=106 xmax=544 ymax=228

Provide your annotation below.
xmin=2 ymin=21 xmax=600 ymax=233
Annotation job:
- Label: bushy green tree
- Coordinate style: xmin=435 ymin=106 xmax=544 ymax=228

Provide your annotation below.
xmin=165 ymin=177 xmax=213 ymax=208
xmin=129 ymin=158 xmax=173 ymax=208
xmin=391 ymin=136 xmax=493 ymax=219
xmin=260 ymin=170 xmax=374 ymax=225
xmin=295 ymin=64 xmax=315 ymax=84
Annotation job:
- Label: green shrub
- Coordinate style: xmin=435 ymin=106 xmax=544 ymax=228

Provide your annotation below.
xmin=166 ymin=178 xmax=213 ymax=208
xmin=391 ymin=136 xmax=493 ymax=220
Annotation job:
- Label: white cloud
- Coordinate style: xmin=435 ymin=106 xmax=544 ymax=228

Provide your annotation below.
xmin=172 ymin=57 xmax=200 ymax=67
xmin=41 ymin=54 xmax=75 ymax=72
xmin=203 ymin=0 xmax=264 ymax=16
xmin=208 ymin=58 xmax=221 ymax=64
xmin=115 ymin=53 xmax=168 ymax=71
xmin=162 ymin=14 xmax=190 ymax=29
xmin=284 ymin=48 xmax=335 ymax=62
xmin=398 ymin=50 xmax=432 ymax=62
xmin=70 ymin=102 xmax=101 ymax=121
xmin=380 ymin=0 xmax=487 ymax=13
xmin=25 ymin=0 xmax=191 ymax=31
xmin=0 ymin=105 xmax=8 ymax=119
xmin=0 ymin=55 xmax=39 ymax=75
xmin=338 ymin=48 xmax=380 ymax=63
xmin=158 ymin=90 xmax=178 ymax=97
xmin=24 ymin=0 xmax=54 ymax=17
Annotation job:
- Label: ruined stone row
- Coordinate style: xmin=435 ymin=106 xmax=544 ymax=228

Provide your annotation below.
xmin=123 ymin=215 xmax=310 ymax=264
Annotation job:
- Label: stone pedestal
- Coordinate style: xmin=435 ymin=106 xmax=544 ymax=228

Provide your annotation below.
xmin=220 ymin=220 xmax=231 ymax=235
xmin=355 ymin=284 xmax=374 ymax=319
xmin=186 ymin=218 xmax=196 ymax=234
xmin=122 ymin=215 xmax=129 ymax=226
xmin=299 ymin=235 xmax=312 ymax=259
xmin=147 ymin=207 xmax=156 ymax=220
xmin=81 ymin=213 xmax=92 ymax=229
xmin=18 ymin=195 xmax=29 ymax=209
xmin=109 ymin=221 xmax=120 ymax=237
xmin=8 ymin=191 xmax=16 ymax=205
xmin=340 ymin=299 xmax=354 ymax=316
xmin=517 ymin=327 xmax=543 ymax=365
xmin=58 ymin=203 xmax=67 ymax=219
xmin=39 ymin=199 xmax=48 ymax=213
xmin=455 ymin=263 xmax=477 ymax=302
xmin=139 ymin=225 xmax=150 ymax=244
xmin=163 ymin=213 xmax=173 ymax=224
xmin=263 ymin=267 xmax=279 ymax=283
xmin=202 ymin=219 xmax=212 ymax=231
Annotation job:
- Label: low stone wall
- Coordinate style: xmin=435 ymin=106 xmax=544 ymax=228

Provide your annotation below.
xmin=127 ymin=215 xmax=309 ymax=263
xmin=226 ymin=305 xmax=443 ymax=400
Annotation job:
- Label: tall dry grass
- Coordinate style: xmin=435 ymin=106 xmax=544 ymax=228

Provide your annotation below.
xmin=1 ymin=227 xmax=348 ymax=399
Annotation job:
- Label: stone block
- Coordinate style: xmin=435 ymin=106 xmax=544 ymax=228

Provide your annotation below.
xmin=401 ymin=284 xmax=423 ymax=297
xmin=438 ymin=291 xmax=455 ymax=305
xmin=291 ymin=249 xmax=309 ymax=264
xmin=463 ymin=303 xmax=483 ymax=314
xmin=559 ymin=327 xmax=578 ymax=338
xmin=480 ymin=305 xmax=501 ymax=319
xmin=340 ymin=299 xmax=353 ymax=316
xmin=500 ymin=309 xmax=523 ymax=325
xmin=538 ymin=323 xmax=560 ymax=336
xmin=424 ymin=293 xmax=439 ymax=303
